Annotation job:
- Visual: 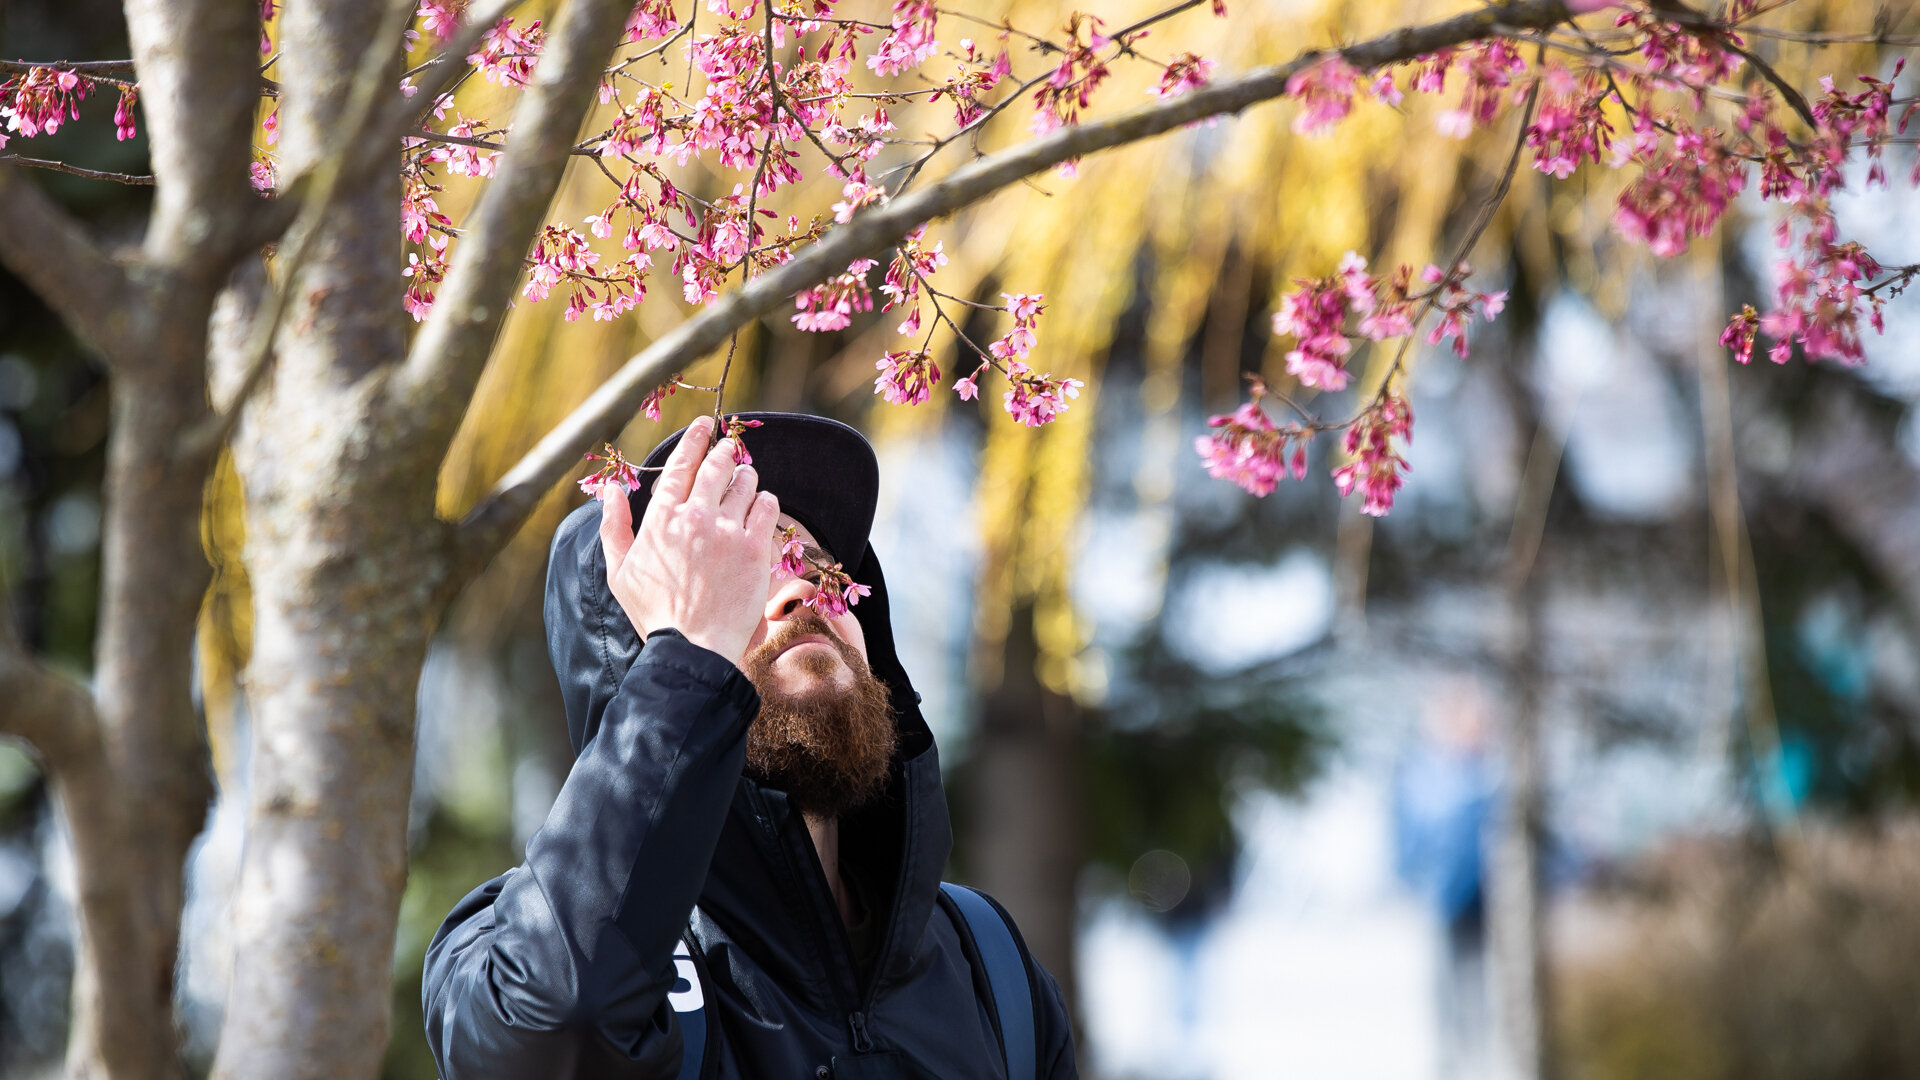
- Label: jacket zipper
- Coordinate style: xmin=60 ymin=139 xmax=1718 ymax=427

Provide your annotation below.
xmin=847 ymin=1010 xmax=874 ymax=1052
xmin=760 ymin=773 xmax=919 ymax=1058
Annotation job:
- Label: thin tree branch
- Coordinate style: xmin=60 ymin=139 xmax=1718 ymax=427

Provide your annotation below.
xmin=0 ymin=165 xmax=146 ymax=364
xmin=0 ymin=155 xmax=155 ymax=184
xmin=455 ymin=0 xmax=1588 ymax=565
xmin=390 ymin=0 xmax=647 ymax=458
xmin=1724 ymin=40 xmax=1818 ymax=129
xmin=0 ymin=58 xmax=139 ymax=75
xmin=356 ymin=0 xmax=524 ymax=174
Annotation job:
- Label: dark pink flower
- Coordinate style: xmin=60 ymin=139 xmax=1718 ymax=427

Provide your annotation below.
xmin=1002 ymin=364 xmax=1083 ymax=427
xmin=579 ymin=443 xmax=643 ymax=496
xmin=1719 ymin=306 xmax=1760 ymax=364
xmin=1151 ymin=54 xmax=1214 ymax=100
xmin=1613 ymin=124 xmax=1747 ymax=257
xmin=113 ymin=85 xmax=138 ymax=142
xmin=1285 ymin=56 xmax=1359 ymax=136
xmin=1330 ymin=392 xmax=1412 ymax=517
xmin=874 ymin=350 xmax=940 ymax=405
xmin=1526 ymin=64 xmax=1611 ymax=178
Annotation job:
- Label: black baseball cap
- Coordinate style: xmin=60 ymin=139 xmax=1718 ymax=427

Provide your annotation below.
xmin=631 ymin=412 xmax=878 ymax=571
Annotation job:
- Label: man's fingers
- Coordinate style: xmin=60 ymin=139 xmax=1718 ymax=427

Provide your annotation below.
xmin=650 ymin=415 xmax=714 ymax=508
xmin=716 ymin=464 xmax=760 ymax=524
xmin=744 ymin=489 xmax=780 ymax=543
xmin=597 ymin=484 xmax=636 ymax=576
xmin=685 ymin=437 xmax=739 ymax=506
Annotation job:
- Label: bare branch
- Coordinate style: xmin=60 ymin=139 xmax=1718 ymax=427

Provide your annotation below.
xmin=0 ymin=155 xmax=156 ymax=185
xmin=0 ymin=649 xmax=101 ymax=772
xmin=0 ymin=58 xmax=139 ymax=76
xmin=0 ymin=165 xmax=147 ymax=364
xmin=455 ymin=0 xmax=1586 ymax=564
xmin=389 ymin=0 xmax=648 ymax=457
xmin=1725 ymin=40 xmax=1818 ymax=129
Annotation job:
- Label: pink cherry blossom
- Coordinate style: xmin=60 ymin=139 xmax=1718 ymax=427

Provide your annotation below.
xmin=1720 ymin=305 xmax=1760 ymax=364
xmin=2 ymin=66 xmax=92 ymax=139
xmin=874 ymin=350 xmax=940 ymax=405
xmin=722 ymin=415 xmax=763 ymax=465
xmin=1526 ymin=64 xmax=1610 ymax=178
xmin=1330 ymin=392 xmax=1413 ymax=517
xmin=1613 ymin=124 xmax=1747 ymax=257
xmin=1194 ymin=398 xmax=1309 ymax=496
xmin=1151 ymin=54 xmax=1214 ymax=100
xmin=804 ymin=565 xmax=871 ymax=618
xmin=791 ymin=260 xmax=876 ymax=332
xmin=867 ymin=0 xmax=939 ymax=76
xmin=640 ymin=377 xmax=680 ymax=421
xmin=1285 ymin=56 xmax=1358 ymax=136
xmin=470 ymin=17 xmax=544 ymax=88
xmin=1002 ymin=364 xmax=1083 ymax=427
xmin=113 ymin=86 xmax=138 ymax=142
xmin=773 ymin=527 xmax=809 ymax=581
xmin=1272 ymin=276 xmax=1355 ymax=390
xmin=579 ymin=443 xmax=643 ymax=496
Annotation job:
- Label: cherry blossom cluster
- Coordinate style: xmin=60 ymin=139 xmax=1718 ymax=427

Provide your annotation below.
xmin=1270 ymin=252 xmax=1502 ymax=392
xmin=578 ymin=443 xmax=645 ymax=496
xmin=17 ymin=0 xmax=1920 ymax=521
xmin=1 ymin=65 xmax=137 ymax=146
xmin=1194 ymin=378 xmax=1311 ymax=497
xmin=1330 ymin=391 xmax=1412 ymax=517
xmin=772 ymin=525 xmax=872 ymax=617
xmin=1221 ymin=6 xmax=1919 ymax=515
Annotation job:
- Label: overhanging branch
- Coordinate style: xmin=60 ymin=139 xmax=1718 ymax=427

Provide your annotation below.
xmin=454 ymin=0 xmax=1582 ymax=566
xmin=0 ymin=166 xmax=147 ymax=365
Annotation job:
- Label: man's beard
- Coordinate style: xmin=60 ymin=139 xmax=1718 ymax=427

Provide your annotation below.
xmin=741 ymin=610 xmax=896 ymax=819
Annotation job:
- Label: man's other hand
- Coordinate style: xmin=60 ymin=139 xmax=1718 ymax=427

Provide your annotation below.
xmin=599 ymin=415 xmax=780 ymax=668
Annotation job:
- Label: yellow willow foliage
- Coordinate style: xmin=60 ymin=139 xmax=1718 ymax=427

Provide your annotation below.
xmin=198 ymin=451 xmax=251 ymax=789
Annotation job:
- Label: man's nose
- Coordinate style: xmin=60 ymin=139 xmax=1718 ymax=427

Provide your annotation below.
xmin=765 ymin=573 xmax=818 ymax=621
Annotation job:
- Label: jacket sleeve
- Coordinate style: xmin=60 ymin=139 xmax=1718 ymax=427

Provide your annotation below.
xmin=422 ymin=629 xmax=760 ymax=1080
xmin=1034 ymin=958 xmax=1079 ymax=1080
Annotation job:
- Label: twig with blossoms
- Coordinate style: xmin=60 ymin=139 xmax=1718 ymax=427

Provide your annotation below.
xmin=772 ymin=525 xmax=872 ymax=617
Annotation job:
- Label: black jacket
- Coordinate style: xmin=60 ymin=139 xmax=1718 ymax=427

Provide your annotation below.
xmin=423 ymin=499 xmax=1078 ymax=1079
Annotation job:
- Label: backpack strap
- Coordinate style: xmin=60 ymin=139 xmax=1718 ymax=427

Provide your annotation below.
xmin=669 ymin=935 xmax=707 ymax=1080
xmin=939 ymin=882 xmax=1037 ymax=1080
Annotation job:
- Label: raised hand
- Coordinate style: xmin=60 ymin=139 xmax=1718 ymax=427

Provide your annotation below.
xmin=599 ymin=415 xmax=781 ymax=668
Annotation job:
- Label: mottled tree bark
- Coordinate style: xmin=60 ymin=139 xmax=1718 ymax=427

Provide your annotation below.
xmin=209 ymin=1 xmax=429 ymax=1075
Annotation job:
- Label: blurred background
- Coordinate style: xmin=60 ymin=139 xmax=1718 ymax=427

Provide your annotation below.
xmin=5 ymin=0 xmax=1920 ymax=1077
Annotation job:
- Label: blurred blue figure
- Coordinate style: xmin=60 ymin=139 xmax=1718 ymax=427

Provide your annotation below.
xmin=1391 ymin=677 xmax=1496 ymax=1080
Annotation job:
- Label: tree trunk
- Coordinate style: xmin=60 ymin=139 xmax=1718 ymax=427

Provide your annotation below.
xmin=1490 ymin=574 xmax=1551 ymax=1080
xmin=969 ymin=604 xmax=1082 ymax=1010
xmin=209 ymin=1 xmax=443 ymax=1073
xmin=67 ymin=360 xmax=217 ymax=1080
xmin=1488 ymin=351 xmax=1558 ymax=1080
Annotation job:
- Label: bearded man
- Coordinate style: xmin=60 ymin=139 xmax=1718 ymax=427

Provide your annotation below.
xmin=423 ymin=413 xmax=1078 ymax=1079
